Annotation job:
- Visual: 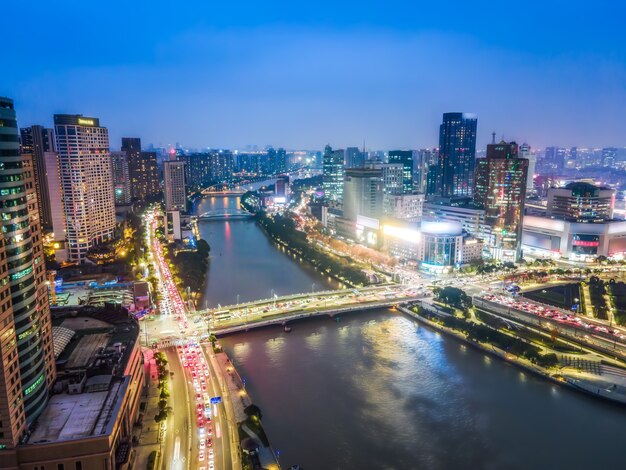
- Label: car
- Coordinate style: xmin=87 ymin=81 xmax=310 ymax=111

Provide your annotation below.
xmin=208 ymin=449 xmax=214 ymax=459
xmin=200 ymin=439 xmax=206 ymax=450
xmin=207 ymin=438 xmax=212 ymax=447
xmin=208 ymin=462 xmax=215 ymax=470
xmin=199 ymin=450 xmax=205 ymax=461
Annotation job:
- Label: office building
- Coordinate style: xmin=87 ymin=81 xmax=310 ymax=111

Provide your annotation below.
xmin=345 ymin=147 xmax=365 ymax=169
xmin=164 ymin=159 xmax=187 ymax=212
xmin=122 ymin=138 xmax=160 ymax=201
xmin=342 ymin=168 xmax=383 ymax=222
xmin=43 ymin=150 xmax=67 ymax=246
xmin=519 ymin=143 xmax=536 ymax=195
xmin=388 ymin=150 xmax=414 ymax=193
xmin=54 ymin=114 xmax=116 ymax=263
xmin=546 ymin=182 xmax=615 ymax=222
xmin=474 ymin=141 xmax=528 ymax=261
xmin=383 ymin=193 xmax=424 ymax=221
xmin=19 ymin=125 xmax=56 ymax=230
xmin=111 ymin=151 xmax=131 ymax=206
xmin=0 ymin=98 xmax=56 ymax=451
xmin=414 ymin=149 xmax=437 ymax=193
xmin=322 ymin=145 xmax=344 ymax=202
xmin=429 ymin=112 xmax=478 ymax=200
xmin=377 ymin=163 xmax=404 ymax=195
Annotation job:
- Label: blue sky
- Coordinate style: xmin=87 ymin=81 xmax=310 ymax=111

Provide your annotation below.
xmin=3 ymin=0 xmax=626 ymax=150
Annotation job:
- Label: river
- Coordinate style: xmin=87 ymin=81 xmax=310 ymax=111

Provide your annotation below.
xmin=194 ymin=196 xmax=626 ymax=469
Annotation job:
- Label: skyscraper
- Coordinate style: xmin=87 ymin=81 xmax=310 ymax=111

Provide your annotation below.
xmin=322 ymin=145 xmax=344 ymax=202
xmin=54 ymin=114 xmax=116 ymax=262
xmin=19 ymin=125 xmax=55 ymax=230
xmin=430 ymin=113 xmax=478 ymax=200
xmin=111 ymin=151 xmax=132 ymax=205
xmin=388 ymin=150 xmax=414 ymax=193
xmin=474 ymin=141 xmax=528 ymax=261
xmin=519 ymin=143 xmax=535 ymax=195
xmin=0 ymin=98 xmax=55 ymax=449
xmin=164 ymin=159 xmax=187 ymax=212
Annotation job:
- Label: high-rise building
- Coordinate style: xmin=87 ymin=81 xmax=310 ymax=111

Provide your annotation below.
xmin=547 ymin=182 xmax=615 ymax=222
xmin=110 ymin=151 xmax=132 ymax=205
xmin=164 ymin=159 xmax=187 ymax=212
xmin=345 ymin=147 xmax=365 ymax=169
xmin=342 ymin=167 xmax=383 ymax=222
xmin=43 ymin=150 xmax=66 ymax=245
xmin=429 ymin=113 xmax=478 ymax=200
xmin=0 ymin=98 xmax=56 ymax=449
xmin=414 ymin=149 xmax=437 ymax=193
xmin=210 ymin=150 xmax=234 ymax=183
xmin=474 ymin=141 xmax=528 ymax=261
xmin=376 ymin=163 xmax=404 ymax=195
xmin=19 ymin=125 xmax=56 ymax=230
xmin=519 ymin=143 xmax=535 ymax=195
xmin=54 ymin=114 xmax=116 ymax=262
xmin=276 ymin=148 xmax=287 ymax=173
xmin=388 ymin=150 xmax=414 ymax=193
xmin=122 ymin=138 xmax=160 ymax=201
xmin=322 ymin=145 xmax=345 ymax=202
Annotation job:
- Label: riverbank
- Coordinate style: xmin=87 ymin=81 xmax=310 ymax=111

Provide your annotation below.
xmin=400 ymin=304 xmax=626 ymax=407
xmin=254 ymin=211 xmax=371 ymax=287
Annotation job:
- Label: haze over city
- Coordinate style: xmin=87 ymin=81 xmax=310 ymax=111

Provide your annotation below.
xmin=3 ymin=2 xmax=626 ymax=470
xmin=4 ymin=0 xmax=626 ymax=149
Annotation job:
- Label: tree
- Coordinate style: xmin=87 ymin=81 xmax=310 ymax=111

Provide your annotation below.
xmin=244 ymin=404 xmax=263 ymax=420
xmin=196 ymin=239 xmax=211 ymax=256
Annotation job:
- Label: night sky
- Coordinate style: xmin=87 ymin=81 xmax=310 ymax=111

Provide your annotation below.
xmin=3 ymin=0 xmax=626 ymax=150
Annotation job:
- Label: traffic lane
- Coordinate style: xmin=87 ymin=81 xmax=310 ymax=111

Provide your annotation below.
xmin=201 ymin=344 xmax=232 ymax=470
xmin=165 ymin=347 xmax=194 ymax=470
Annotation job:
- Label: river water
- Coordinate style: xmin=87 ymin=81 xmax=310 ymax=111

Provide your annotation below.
xmin=194 ymin=196 xmax=626 ymax=470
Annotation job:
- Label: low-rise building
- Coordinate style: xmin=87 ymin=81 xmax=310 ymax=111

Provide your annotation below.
xmin=2 ymin=307 xmax=144 ymax=470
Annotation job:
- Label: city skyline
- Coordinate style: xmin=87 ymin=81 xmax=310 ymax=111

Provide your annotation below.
xmin=3 ymin=1 xmax=626 ymax=150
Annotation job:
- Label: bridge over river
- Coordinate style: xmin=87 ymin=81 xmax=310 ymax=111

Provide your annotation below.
xmin=194 ymin=208 xmax=254 ymax=220
xmin=180 ymin=284 xmax=429 ymax=337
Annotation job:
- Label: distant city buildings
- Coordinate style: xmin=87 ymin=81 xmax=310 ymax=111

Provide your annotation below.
xmin=345 ymin=146 xmax=365 ymax=169
xmin=55 ymin=114 xmax=116 ymax=262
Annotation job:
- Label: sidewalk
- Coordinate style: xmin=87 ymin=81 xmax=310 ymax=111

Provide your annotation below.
xmin=215 ymin=351 xmax=251 ymax=422
xmin=133 ymin=349 xmax=163 ymax=469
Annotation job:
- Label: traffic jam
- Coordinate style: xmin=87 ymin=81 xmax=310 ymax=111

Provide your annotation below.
xmin=150 ymin=213 xmax=218 ymax=469
xmin=179 ymin=342 xmax=218 ymax=469
xmin=481 ymin=294 xmax=626 ymax=341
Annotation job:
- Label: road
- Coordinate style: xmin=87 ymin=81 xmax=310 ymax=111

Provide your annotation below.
xmin=145 ymin=209 xmax=239 ymax=470
xmin=164 ymin=347 xmax=194 ymax=470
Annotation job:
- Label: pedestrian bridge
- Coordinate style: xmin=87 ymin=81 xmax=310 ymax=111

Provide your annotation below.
xmin=195 ymin=209 xmax=254 ymax=220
